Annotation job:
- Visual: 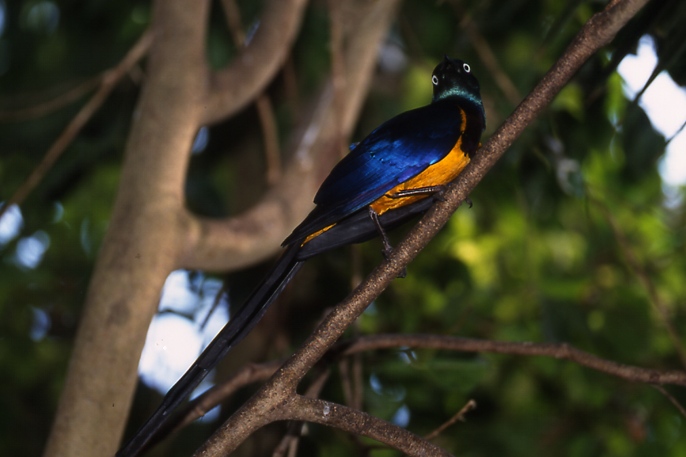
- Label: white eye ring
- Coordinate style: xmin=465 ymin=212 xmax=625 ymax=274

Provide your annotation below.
xmin=431 ymin=75 xmax=439 ymax=85
xmin=463 ymin=63 xmax=471 ymax=73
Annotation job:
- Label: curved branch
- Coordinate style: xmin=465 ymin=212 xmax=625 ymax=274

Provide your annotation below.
xmin=336 ymin=335 xmax=686 ymax=387
xmin=182 ymin=85 xmax=341 ymax=270
xmin=193 ymin=0 xmax=650 ymax=455
xmin=221 ymin=0 xmax=282 ymax=184
xmin=278 ymin=396 xmax=453 ymax=457
xmin=183 ymin=0 xmax=391 ymax=271
xmin=201 ymin=0 xmax=308 ymax=125
xmin=172 ymin=332 xmax=686 ymax=440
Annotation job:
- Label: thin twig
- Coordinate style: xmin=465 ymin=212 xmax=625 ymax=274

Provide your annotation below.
xmin=652 ymin=385 xmax=686 ymax=419
xmin=221 ymin=0 xmax=282 ymax=184
xmin=327 ymin=0 xmax=347 ymax=161
xmin=166 ymin=360 xmax=282 ymax=438
xmin=450 ymin=0 xmax=521 ymax=105
xmin=424 ymin=399 xmax=477 ymax=441
xmin=590 ymin=195 xmax=686 ymax=368
xmin=0 ymin=75 xmax=102 ymax=122
xmin=0 ymin=29 xmax=154 ymax=221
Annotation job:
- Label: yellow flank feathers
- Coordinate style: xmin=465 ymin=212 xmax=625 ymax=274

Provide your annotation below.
xmin=304 ymin=107 xmax=469 ymax=245
xmin=370 ymin=108 xmax=469 ymax=215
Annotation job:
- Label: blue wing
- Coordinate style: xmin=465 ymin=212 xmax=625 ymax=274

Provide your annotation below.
xmin=284 ymin=99 xmax=463 ymax=245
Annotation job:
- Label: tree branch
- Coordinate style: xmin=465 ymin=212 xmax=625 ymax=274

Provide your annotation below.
xmin=172 ymin=332 xmax=685 ymax=439
xmin=0 ymin=29 xmax=153 ymax=221
xmin=424 ymin=399 xmax=477 ymax=441
xmin=0 ymin=74 xmax=101 ymax=121
xmin=589 ymin=195 xmax=686 ymax=368
xmin=201 ymin=0 xmax=308 ymax=125
xmin=220 ymin=0 xmax=282 ymax=184
xmin=278 ymin=396 xmax=453 ymax=457
xmin=193 ymin=0 xmax=650 ymax=455
xmin=336 ymin=335 xmax=686 ymax=387
xmin=182 ymin=84 xmax=341 ymax=270
xmin=165 ymin=361 xmax=282 ymax=439
xmin=43 ymin=1 xmax=210 ymax=455
xmin=182 ymin=0 xmax=393 ymax=271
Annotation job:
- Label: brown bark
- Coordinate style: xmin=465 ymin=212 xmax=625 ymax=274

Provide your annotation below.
xmin=43 ymin=0 xmax=312 ymax=456
xmin=196 ymin=0 xmax=651 ymax=455
xmin=43 ymin=0 xmax=397 ymax=453
xmin=43 ymin=3 xmax=209 ymax=456
xmin=42 ymin=0 xmax=654 ymax=456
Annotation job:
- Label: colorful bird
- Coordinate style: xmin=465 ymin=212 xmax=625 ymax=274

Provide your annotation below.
xmin=117 ymin=55 xmax=486 ymax=457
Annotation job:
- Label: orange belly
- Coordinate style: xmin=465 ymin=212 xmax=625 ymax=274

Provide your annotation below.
xmin=370 ymin=107 xmax=469 ymax=215
xmin=369 ymin=137 xmax=469 ymax=215
xmin=304 ymin=108 xmax=469 ymax=244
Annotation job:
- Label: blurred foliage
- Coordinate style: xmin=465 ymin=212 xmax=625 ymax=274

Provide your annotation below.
xmin=1 ymin=0 xmax=686 ymax=456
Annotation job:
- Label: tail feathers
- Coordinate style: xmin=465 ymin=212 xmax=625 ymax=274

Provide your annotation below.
xmin=117 ymin=245 xmax=303 ymax=457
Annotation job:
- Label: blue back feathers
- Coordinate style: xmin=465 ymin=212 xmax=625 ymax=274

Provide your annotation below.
xmin=284 ymin=56 xmax=485 ymax=245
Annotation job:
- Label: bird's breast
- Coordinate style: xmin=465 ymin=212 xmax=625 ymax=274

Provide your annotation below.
xmin=369 ymin=108 xmax=470 ymax=215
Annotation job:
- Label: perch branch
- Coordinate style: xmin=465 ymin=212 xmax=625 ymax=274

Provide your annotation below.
xmin=194 ymin=0 xmax=651 ymax=455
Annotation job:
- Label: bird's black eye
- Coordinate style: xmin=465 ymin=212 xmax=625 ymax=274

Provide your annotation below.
xmin=431 ymin=75 xmax=439 ymax=85
xmin=463 ymin=63 xmax=471 ymax=73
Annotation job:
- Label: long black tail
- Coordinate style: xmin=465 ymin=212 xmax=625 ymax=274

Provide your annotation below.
xmin=116 ymin=244 xmax=304 ymax=457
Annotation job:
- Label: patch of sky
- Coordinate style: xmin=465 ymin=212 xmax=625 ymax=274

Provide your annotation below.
xmin=14 ymin=230 xmax=50 ymax=269
xmin=138 ymin=269 xmax=228 ymax=406
xmin=192 ymin=126 xmax=209 ymax=154
xmin=617 ymin=35 xmax=686 ymax=207
xmin=30 ymin=306 xmax=51 ymax=341
xmin=0 ymin=204 xmax=23 ymax=246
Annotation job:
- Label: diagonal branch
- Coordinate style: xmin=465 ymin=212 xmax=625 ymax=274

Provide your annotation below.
xmin=424 ymin=399 xmax=477 ymax=441
xmin=201 ymin=0 xmax=308 ymax=125
xmin=0 ymin=75 xmax=102 ymax=122
xmin=194 ymin=0 xmax=651 ymax=455
xmin=589 ymin=195 xmax=686 ymax=368
xmin=0 ymin=29 xmax=153 ymax=221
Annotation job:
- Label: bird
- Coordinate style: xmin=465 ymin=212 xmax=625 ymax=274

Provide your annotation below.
xmin=117 ymin=55 xmax=486 ymax=457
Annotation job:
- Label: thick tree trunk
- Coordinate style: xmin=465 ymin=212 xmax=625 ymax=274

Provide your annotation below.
xmin=43 ymin=0 xmax=385 ymax=455
xmin=43 ymin=2 xmax=209 ymax=456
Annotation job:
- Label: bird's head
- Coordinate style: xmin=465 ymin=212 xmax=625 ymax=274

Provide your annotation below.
xmin=431 ymin=56 xmax=482 ymax=107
